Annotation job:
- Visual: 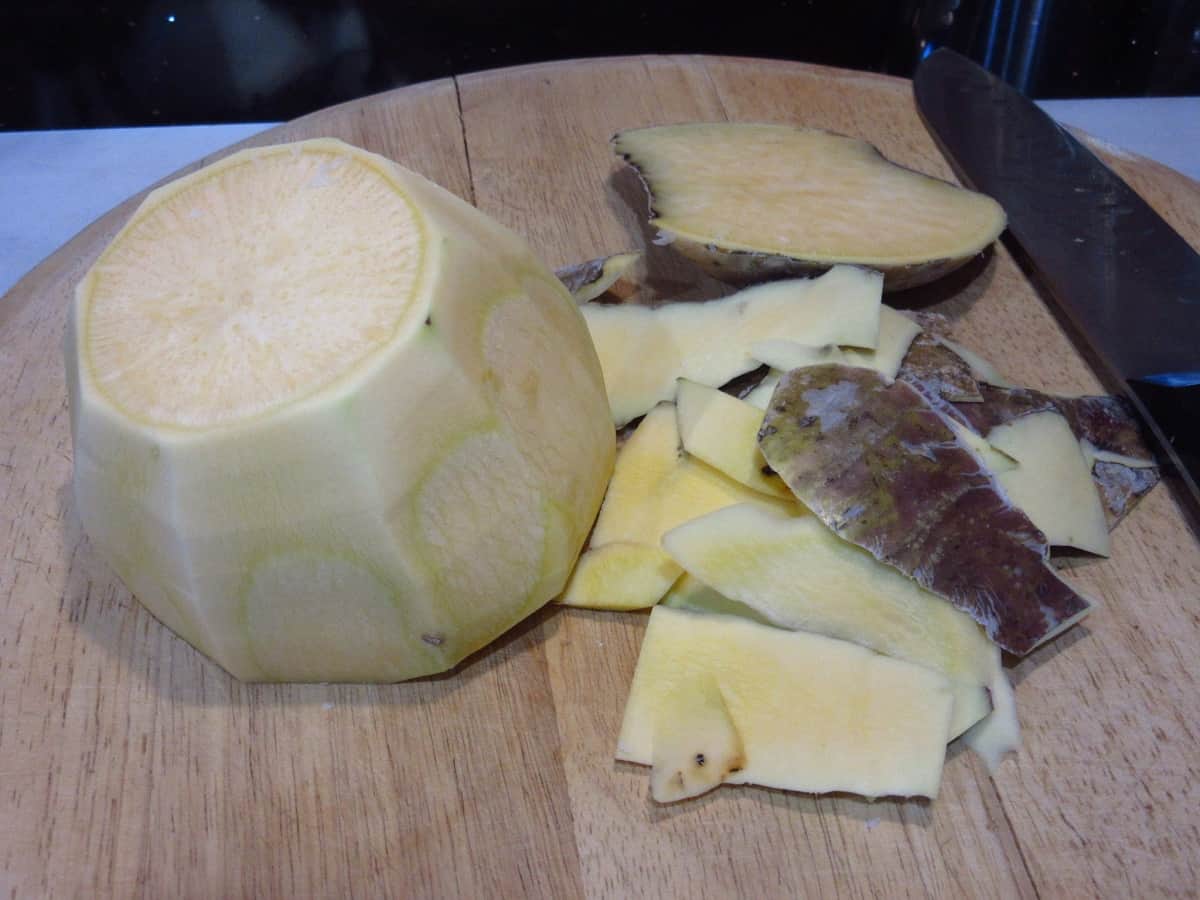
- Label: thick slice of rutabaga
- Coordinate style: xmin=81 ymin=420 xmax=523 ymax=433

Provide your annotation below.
xmin=1083 ymin=442 xmax=1160 ymax=528
xmin=588 ymin=404 xmax=680 ymax=547
xmin=674 ymin=379 xmax=792 ymax=499
xmin=617 ymin=606 xmax=955 ymax=800
xmin=581 ymin=265 xmax=882 ymax=425
xmin=613 ymin=123 xmax=1006 ymax=291
xmin=663 ymin=503 xmax=995 ymax=737
xmin=560 ymin=404 xmax=795 ymax=610
xmin=758 ymin=365 xmax=1092 ymax=655
xmin=987 ymin=411 xmax=1111 ymax=556
xmin=649 ymin=673 xmax=746 ymax=803
xmin=555 ymin=251 xmax=641 ymax=302
xmin=750 ymin=306 xmax=920 ymax=382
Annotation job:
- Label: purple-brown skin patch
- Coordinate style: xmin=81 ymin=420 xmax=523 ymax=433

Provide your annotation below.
xmin=1094 ymin=460 xmax=1160 ymax=528
xmin=758 ymin=365 xmax=1091 ymax=656
xmin=897 ymin=332 xmax=984 ymax=404
xmin=555 ymin=256 xmax=612 ymax=296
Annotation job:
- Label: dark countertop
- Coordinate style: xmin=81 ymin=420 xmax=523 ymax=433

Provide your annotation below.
xmin=4 ymin=0 xmax=1200 ymax=131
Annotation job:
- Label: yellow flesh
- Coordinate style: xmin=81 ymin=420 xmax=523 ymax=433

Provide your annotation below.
xmin=742 ymin=370 xmax=782 ymax=409
xmin=559 ymin=404 xmax=796 ymax=610
xmin=674 ymin=379 xmax=792 ymax=500
xmin=84 ymin=145 xmax=424 ymax=428
xmin=963 ymin=668 xmax=1021 ymax=771
xmin=987 ymin=411 xmax=1111 ymax=556
xmin=662 ymin=503 xmax=997 ymax=737
xmin=616 ymin=124 xmax=1006 ymax=266
xmin=581 ymin=265 xmax=882 ymax=426
xmin=559 ymin=543 xmax=682 ymax=611
xmin=840 ymin=307 xmax=922 ymax=378
xmin=660 ymin=573 xmax=775 ymax=626
xmin=949 ymin=420 xmax=1018 ymax=473
xmin=649 ymin=673 xmax=745 ymax=803
xmin=618 ymin=606 xmax=954 ymax=799
xmin=750 ymin=306 xmax=921 ymax=382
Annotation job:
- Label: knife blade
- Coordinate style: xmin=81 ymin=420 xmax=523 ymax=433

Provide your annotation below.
xmin=913 ymin=47 xmax=1200 ymax=531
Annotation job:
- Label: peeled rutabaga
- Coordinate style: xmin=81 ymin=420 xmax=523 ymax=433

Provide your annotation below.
xmin=66 ymin=138 xmax=615 ymax=682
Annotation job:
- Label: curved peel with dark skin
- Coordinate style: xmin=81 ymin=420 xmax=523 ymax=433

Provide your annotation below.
xmin=757 ymin=365 xmax=1092 ymax=655
xmin=555 ymin=251 xmax=642 ymax=303
xmin=1093 ymin=460 xmax=1160 ymax=527
xmin=612 ymin=123 xmax=1007 ymax=292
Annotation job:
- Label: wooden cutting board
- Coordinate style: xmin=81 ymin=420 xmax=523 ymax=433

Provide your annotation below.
xmin=3 ymin=55 xmax=1199 ymax=899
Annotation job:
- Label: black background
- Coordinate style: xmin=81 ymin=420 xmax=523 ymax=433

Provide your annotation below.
xmin=4 ymin=0 xmax=1199 ymax=131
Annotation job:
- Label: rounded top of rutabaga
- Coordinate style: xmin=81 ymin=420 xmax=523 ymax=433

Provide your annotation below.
xmin=77 ymin=139 xmax=427 ymax=430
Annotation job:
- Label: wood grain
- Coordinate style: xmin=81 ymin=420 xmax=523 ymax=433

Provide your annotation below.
xmin=2 ymin=55 xmax=1198 ymax=899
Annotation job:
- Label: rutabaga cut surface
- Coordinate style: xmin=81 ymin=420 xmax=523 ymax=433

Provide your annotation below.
xmin=617 ymin=606 xmax=955 ymax=800
xmin=580 ymin=264 xmax=882 ymax=426
xmin=67 ymin=138 xmax=615 ymax=682
xmin=613 ymin=123 xmax=1006 ymax=290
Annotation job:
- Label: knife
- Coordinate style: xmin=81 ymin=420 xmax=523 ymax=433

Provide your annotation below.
xmin=913 ymin=47 xmax=1200 ymax=532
